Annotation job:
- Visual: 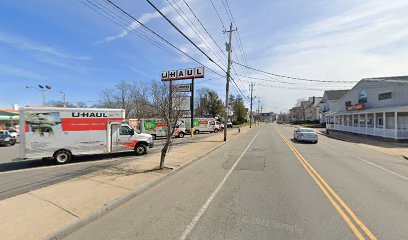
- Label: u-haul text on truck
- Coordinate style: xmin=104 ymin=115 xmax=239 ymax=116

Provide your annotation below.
xmin=19 ymin=107 xmax=154 ymax=164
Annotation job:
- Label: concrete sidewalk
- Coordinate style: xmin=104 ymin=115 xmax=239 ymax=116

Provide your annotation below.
xmin=317 ymin=129 xmax=408 ymax=158
xmin=0 ymin=128 xmax=248 ymax=240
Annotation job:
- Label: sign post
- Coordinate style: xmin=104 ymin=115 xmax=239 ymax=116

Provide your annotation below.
xmin=191 ymin=77 xmax=194 ymax=137
xmin=162 ymin=67 xmax=204 ymax=137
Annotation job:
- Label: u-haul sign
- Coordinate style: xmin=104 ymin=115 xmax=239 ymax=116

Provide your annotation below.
xmin=162 ymin=67 xmax=204 ymax=81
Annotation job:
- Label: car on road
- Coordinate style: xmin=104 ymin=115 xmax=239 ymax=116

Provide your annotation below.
xmin=8 ymin=127 xmax=19 ymax=142
xmin=293 ymin=127 xmax=318 ymax=143
xmin=0 ymin=130 xmax=16 ymax=146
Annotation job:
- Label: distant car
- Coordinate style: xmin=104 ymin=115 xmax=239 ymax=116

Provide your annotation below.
xmin=8 ymin=127 xmax=19 ymax=141
xmin=293 ymin=128 xmax=318 ymax=143
xmin=0 ymin=130 xmax=16 ymax=146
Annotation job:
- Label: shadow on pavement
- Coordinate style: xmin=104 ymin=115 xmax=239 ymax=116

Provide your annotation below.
xmin=290 ymin=138 xmax=317 ymax=144
xmin=0 ymin=151 xmax=137 ymax=173
xmin=321 ymin=130 xmax=408 ymax=148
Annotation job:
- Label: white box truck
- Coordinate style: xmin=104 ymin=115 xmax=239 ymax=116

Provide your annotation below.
xmin=182 ymin=118 xmax=220 ymax=134
xmin=137 ymin=119 xmax=186 ymax=140
xmin=19 ymin=107 xmax=154 ymax=164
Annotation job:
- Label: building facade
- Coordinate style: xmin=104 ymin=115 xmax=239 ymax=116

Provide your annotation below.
xmin=320 ymin=90 xmax=349 ymax=124
xmin=326 ymin=76 xmax=408 ymax=140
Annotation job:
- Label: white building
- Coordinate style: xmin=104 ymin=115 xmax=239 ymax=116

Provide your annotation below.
xmin=320 ymin=90 xmax=349 ymax=124
xmin=326 ymin=76 xmax=408 ymax=140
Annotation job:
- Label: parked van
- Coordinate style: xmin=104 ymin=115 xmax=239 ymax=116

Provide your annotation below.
xmin=183 ymin=118 xmax=219 ymax=134
xmin=19 ymin=107 xmax=154 ymax=164
xmin=138 ymin=119 xmax=186 ymax=139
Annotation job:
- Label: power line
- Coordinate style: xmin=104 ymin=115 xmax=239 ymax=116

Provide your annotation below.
xmin=145 ymin=0 xmax=248 ymax=101
xmin=102 ymin=0 xmax=225 ymax=78
xmin=232 ymin=72 xmax=355 ymax=87
xmin=165 ymin=0 xmax=227 ymax=68
xmin=145 ymin=0 xmax=226 ymax=73
xmin=209 ymin=0 xmax=226 ymax=32
xmin=81 ymin=0 xmax=188 ymax=61
xmin=233 ymin=61 xmax=358 ymax=83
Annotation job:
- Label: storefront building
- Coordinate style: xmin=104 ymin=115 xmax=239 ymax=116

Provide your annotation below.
xmin=0 ymin=109 xmax=19 ymax=130
xmin=326 ymin=76 xmax=408 ymax=140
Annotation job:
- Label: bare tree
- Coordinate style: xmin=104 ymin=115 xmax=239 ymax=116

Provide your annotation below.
xmin=98 ymin=80 xmax=152 ymax=118
xmin=151 ymin=80 xmax=187 ymax=169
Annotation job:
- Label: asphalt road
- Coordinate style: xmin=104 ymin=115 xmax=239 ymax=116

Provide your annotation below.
xmin=0 ymin=144 xmax=18 ymax=164
xmin=0 ymin=131 xmax=226 ymax=200
xmin=65 ymin=124 xmax=408 ymax=240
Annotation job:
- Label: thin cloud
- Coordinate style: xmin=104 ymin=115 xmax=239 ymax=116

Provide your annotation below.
xmin=0 ymin=33 xmax=92 ymax=61
xmin=96 ymin=4 xmax=174 ymax=44
xmin=0 ymin=62 xmax=46 ymax=80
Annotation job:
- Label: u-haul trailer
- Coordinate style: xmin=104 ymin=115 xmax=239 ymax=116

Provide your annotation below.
xmin=19 ymin=107 xmax=154 ymax=164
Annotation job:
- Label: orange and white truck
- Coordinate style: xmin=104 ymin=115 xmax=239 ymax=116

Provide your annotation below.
xmin=19 ymin=107 xmax=154 ymax=164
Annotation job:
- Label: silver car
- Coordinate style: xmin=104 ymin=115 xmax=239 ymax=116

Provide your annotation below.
xmin=294 ymin=128 xmax=318 ymax=143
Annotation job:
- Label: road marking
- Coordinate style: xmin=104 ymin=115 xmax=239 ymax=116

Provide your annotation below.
xmin=320 ymin=140 xmax=408 ymax=182
xmin=179 ymin=129 xmax=261 ymax=240
xmin=274 ymin=126 xmax=376 ymax=240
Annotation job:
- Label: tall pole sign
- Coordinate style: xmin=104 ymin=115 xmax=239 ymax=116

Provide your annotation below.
xmin=162 ymin=67 xmax=204 ymax=137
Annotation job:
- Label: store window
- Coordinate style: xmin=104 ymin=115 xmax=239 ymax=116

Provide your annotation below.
xmin=378 ymin=92 xmax=392 ymax=101
xmin=367 ymin=114 xmax=374 ymax=128
xmin=398 ymin=112 xmax=408 ymax=130
xmin=353 ymin=115 xmax=359 ymax=126
xmin=358 ymin=89 xmax=368 ymax=104
xmin=386 ymin=112 xmax=395 ymax=129
xmin=376 ymin=113 xmax=383 ymax=128
xmin=359 ymin=114 xmax=366 ymax=127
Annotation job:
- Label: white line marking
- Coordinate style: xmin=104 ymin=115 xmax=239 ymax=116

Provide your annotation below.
xmin=320 ymin=141 xmax=408 ymax=181
xmin=179 ymin=129 xmax=261 ymax=240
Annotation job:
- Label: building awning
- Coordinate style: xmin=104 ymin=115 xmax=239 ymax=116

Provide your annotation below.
xmin=0 ymin=115 xmax=19 ymax=121
xmin=329 ymin=105 xmax=408 ymax=116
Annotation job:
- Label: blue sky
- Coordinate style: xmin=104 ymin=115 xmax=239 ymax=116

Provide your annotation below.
xmin=1 ymin=0 xmax=408 ymax=112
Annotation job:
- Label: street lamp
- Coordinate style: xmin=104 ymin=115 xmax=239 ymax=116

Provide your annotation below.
xmin=26 ymin=84 xmax=52 ymax=106
xmin=59 ymin=91 xmax=66 ymax=107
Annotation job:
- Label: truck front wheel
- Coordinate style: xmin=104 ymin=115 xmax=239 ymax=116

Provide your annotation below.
xmin=54 ymin=150 xmax=72 ymax=164
xmin=135 ymin=144 xmax=147 ymax=155
xmin=178 ymin=132 xmax=185 ymax=138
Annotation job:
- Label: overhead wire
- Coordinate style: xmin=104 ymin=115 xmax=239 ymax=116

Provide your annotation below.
xmin=146 ymin=0 xmax=249 ymax=100
xmin=233 ymin=61 xmax=358 ymax=83
xmin=102 ymin=0 xmax=226 ymax=78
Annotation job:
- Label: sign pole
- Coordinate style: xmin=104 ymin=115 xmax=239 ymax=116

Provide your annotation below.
xmin=191 ymin=77 xmax=195 ymax=137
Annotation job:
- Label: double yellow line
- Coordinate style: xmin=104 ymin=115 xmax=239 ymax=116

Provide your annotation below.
xmin=274 ymin=126 xmax=376 ymax=240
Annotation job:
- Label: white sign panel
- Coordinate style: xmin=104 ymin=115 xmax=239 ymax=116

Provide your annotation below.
xmin=173 ymin=84 xmax=192 ymax=92
xmin=162 ymin=67 xmax=205 ymax=81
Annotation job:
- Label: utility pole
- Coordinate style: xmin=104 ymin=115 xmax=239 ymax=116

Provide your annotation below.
xmin=223 ymin=23 xmax=236 ymax=142
xmin=257 ymin=99 xmax=261 ymax=125
xmin=249 ymin=82 xmax=254 ymax=128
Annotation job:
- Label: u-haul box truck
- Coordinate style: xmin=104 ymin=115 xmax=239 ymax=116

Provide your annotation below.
xmin=138 ymin=119 xmax=186 ymax=140
xmin=183 ymin=118 xmax=219 ymax=134
xmin=19 ymin=107 xmax=154 ymax=164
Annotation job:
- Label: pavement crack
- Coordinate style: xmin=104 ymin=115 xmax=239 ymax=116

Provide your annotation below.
xmin=27 ymin=192 xmax=79 ymax=218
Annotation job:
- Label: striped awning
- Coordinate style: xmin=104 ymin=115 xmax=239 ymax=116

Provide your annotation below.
xmin=0 ymin=115 xmax=19 ymax=121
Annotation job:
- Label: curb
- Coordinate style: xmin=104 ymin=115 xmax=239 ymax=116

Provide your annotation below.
xmin=45 ymin=129 xmax=245 ymax=240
